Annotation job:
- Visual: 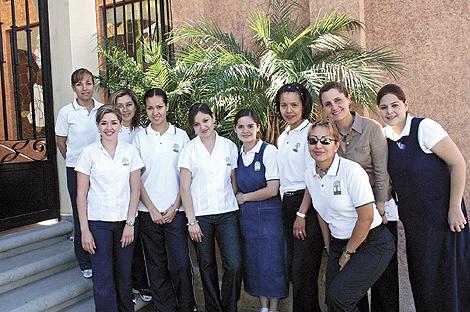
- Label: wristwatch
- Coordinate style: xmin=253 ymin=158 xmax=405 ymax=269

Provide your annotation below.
xmin=125 ymin=220 xmax=135 ymax=226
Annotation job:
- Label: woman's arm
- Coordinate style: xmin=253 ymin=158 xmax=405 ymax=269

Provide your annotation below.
xmin=121 ymin=169 xmax=140 ymax=247
xmin=231 ymin=169 xmax=238 ymax=194
xmin=339 ymin=203 xmax=374 ymax=270
xmin=56 ymin=136 xmax=67 ymax=159
xmin=180 ymin=168 xmax=203 ymax=242
xmin=293 ymin=188 xmax=312 ymax=240
xmin=236 ymin=180 xmax=279 ymax=204
xmin=162 ymin=193 xmax=181 ymax=224
xmin=431 ymin=136 xmax=467 ymax=232
xmin=140 ymin=182 xmax=165 ymax=224
xmin=76 ymin=172 xmax=95 ymax=254
xmin=318 ymin=214 xmax=330 ymax=253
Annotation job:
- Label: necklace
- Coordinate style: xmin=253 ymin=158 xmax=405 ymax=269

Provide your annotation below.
xmin=316 ymin=164 xmax=331 ymax=178
xmin=336 ymin=114 xmax=355 ymax=145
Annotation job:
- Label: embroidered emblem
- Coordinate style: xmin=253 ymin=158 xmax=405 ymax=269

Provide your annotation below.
xmin=254 ymin=161 xmax=261 ymax=172
xmin=225 ymin=157 xmax=231 ymax=166
xmin=333 ymin=180 xmax=341 ymax=195
xmin=173 ymin=143 xmax=180 ymax=153
xmin=122 ymin=158 xmax=129 ymax=166
xmin=293 ymin=142 xmax=300 ymax=152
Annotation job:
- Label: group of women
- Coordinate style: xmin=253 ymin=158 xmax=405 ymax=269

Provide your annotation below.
xmin=55 ymin=68 xmax=469 ymax=312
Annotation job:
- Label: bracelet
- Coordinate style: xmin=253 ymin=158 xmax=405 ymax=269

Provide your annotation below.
xmin=379 ymin=210 xmax=386 ymax=217
xmin=186 ymin=220 xmax=199 ymax=227
xmin=296 ymin=211 xmax=306 ymax=219
xmin=342 ymin=246 xmax=356 ymax=256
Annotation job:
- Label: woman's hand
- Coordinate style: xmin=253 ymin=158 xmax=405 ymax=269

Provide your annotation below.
xmin=448 ymin=206 xmax=467 ymax=232
xmin=121 ymin=225 xmax=135 ymax=248
xmin=339 ymin=252 xmax=351 ymax=271
xmin=163 ymin=205 xmax=177 ymax=224
xmin=381 ymin=213 xmax=389 ymax=224
xmin=235 ymin=192 xmax=246 ymax=205
xmin=293 ymin=217 xmax=307 ymax=240
xmin=149 ymin=207 xmax=165 ymax=225
xmin=188 ymin=222 xmax=203 ymax=243
xmin=81 ymin=229 xmax=96 ymax=254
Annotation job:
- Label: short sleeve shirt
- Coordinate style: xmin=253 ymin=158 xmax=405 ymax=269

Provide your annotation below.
xmin=277 ymin=119 xmax=314 ymax=197
xmin=178 ymin=133 xmax=239 ymax=216
xmin=55 ymin=99 xmax=103 ymax=167
xmin=133 ymin=124 xmax=190 ymax=212
xmin=383 ymin=115 xmax=447 ymax=153
xmin=75 ymin=141 xmax=144 ymax=221
xmin=305 ymin=154 xmax=382 ymax=239
xmin=240 ymin=140 xmax=279 ymax=181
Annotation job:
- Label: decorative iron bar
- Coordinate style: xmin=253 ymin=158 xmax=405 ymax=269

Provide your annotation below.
xmin=100 ymin=0 xmax=173 ymax=62
xmin=0 ymin=0 xmax=53 ymax=163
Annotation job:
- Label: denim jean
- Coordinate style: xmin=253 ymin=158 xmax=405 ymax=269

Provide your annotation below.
xmin=139 ymin=211 xmax=197 ymax=312
xmin=193 ymin=211 xmax=242 ymax=312
xmin=66 ymin=167 xmax=91 ymax=271
xmin=89 ymin=220 xmax=136 ymax=312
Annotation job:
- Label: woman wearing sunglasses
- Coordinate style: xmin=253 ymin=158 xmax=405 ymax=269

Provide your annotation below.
xmin=275 ymin=83 xmax=324 ymax=312
xmin=303 ymin=121 xmax=395 ymax=312
xmin=377 ymin=84 xmax=469 ymax=312
xmin=319 ymin=81 xmax=397 ymax=311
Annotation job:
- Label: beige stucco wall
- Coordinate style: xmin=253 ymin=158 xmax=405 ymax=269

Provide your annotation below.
xmin=172 ymin=0 xmax=470 ymax=203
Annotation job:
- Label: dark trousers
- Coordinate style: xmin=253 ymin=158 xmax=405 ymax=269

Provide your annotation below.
xmin=139 ymin=211 xmax=197 ymax=312
xmin=66 ymin=167 xmax=91 ymax=271
xmin=326 ymin=225 xmax=396 ymax=312
xmin=89 ymin=220 xmax=135 ymax=312
xmin=370 ymin=221 xmax=399 ymax=312
xmin=131 ymin=218 xmax=150 ymax=291
xmin=282 ymin=190 xmax=324 ymax=312
xmin=193 ymin=211 xmax=242 ymax=312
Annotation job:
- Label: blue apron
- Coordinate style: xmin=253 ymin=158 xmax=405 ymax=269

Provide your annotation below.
xmin=236 ymin=141 xmax=288 ymax=298
xmin=387 ymin=118 xmax=470 ymax=312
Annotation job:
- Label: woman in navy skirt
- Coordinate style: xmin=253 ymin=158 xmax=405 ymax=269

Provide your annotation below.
xmin=234 ymin=109 xmax=288 ymax=312
xmin=377 ymin=84 xmax=470 ymax=312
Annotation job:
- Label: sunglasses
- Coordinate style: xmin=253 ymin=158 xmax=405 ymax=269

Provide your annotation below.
xmin=307 ymin=136 xmax=336 ymax=145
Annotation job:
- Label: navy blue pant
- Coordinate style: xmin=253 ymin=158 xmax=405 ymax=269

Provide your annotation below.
xmin=66 ymin=167 xmax=91 ymax=271
xmin=194 ymin=211 xmax=242 ymax=312
xmin=89 ymin=220 xmax=135 ymax=312
xmin=282 ymin=190 xmax=324 ymax=312
xmin=131 ymin=218 xmax=150 ymax=291
xmin=326 ymin=225 xmax=396 ymax=312
xmin=139 ymin=211 xmax=196 ymax=312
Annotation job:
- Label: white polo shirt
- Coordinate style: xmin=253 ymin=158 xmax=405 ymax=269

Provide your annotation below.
xmin=240 ymin=140 xmax=279 ymax=181
xmin=55 ymin=99 xmax=103 ymax=167
xmin=277 ymin=119 xmax=314 ymax=197
xmin=75 ymin=141 xmax=144 ymax=221
xmin=119 ymin=126 xmax=142 ymax=144
xmin=133 ymin=124 xmax=189 ymax=212
xmin=305 ymin=154 xmax=382 ymax=239
xmin=178 ymin=133 xmax=239 ymax=216
xmin=383 ymin=115 xmax=447 ymax=153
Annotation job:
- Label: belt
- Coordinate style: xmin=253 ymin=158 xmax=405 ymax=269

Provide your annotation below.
xmin=283 ymin=189 xmax=304 ymax=197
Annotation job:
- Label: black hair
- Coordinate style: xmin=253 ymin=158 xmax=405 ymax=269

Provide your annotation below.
xmin=274 ymin=82 xmax=313 ymax=119
xmin=143 ymin=88 xmax=168 ymax=106
xmin=234 ymin=108 xmax=260 ymax=126
xmin=376 ymin=84 xmax=407 ymax=106
xmin=188 ymin=103 xmax=213 ymax=126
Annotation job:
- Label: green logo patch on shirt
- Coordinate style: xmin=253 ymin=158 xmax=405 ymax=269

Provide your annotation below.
xmin=122 ymin=158 xmax=129 ymax=166
xmin=333 ymin=180 xmax=341 ymax=195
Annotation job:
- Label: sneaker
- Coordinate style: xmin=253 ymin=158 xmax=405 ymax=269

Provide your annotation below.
xmin=81 ymin=269 xmax=92 ymax=279
xmin=137 ymin=288 xmax=152 ymax=302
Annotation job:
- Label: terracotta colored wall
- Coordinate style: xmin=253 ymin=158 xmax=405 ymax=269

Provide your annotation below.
xmin=363 ymin=0 xmax=470 ymax=202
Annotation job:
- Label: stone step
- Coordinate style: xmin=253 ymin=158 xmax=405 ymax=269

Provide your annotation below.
xmin=0 ymin=266 xmax=92 ymax=312
xmin=63 ymin=291 xmax=150 ymax=312
xmin=0 ymin=221 xmax=73 ymax=259
xmin=0 ymin=238 xmax=76 ymax=294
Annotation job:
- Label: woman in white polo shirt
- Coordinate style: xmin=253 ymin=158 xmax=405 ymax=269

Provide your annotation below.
xmin=55 ymin=68 xmax=103 ymax=278
xmin=75 ymin=105 xmax=143 ymax=312
xmin=109 ymin=88 xmax=152 ymax=303
xmin=303 ymin=121 xmax=395 ymax=311
xmin=179 ymin=103 xmax=241 ymax=312
xmin=275 ymin=82 xmax=324 ymax=312
xmin=132 ymin=88 xmax=197 ymax=312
